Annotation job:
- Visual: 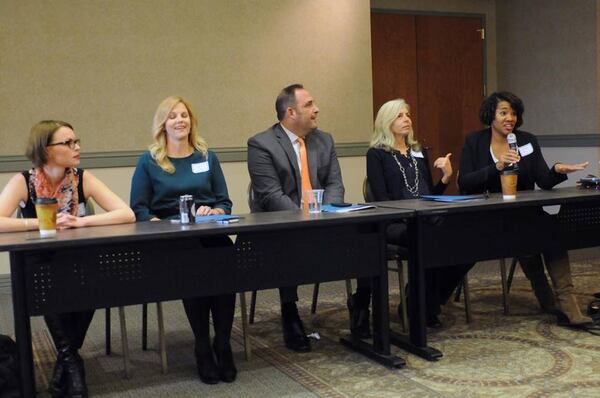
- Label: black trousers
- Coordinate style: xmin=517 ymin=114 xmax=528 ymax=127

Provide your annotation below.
xmin=279 ymin=286 xmax=299 ymax=304
xmin=357 ymin=222 xmax=473 ymax=317
xmin=44 ymin=310 xmax=95 ymax=351
xmin=183 ymin=236 xmax=237 ymax=351
xmin=183 ymin=294 xmax=236 ymax=351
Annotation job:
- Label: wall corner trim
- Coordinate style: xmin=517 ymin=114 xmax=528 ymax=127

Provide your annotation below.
xmin=0 ymin=142 xmax=371 ymax=172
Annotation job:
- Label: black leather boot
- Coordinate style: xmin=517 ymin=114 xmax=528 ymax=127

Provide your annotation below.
xmin=47 ymin=358 xmax=66 ymax=397
xmin=62 ymin=350 xmax=88 ymax=398
xmin=45 ymin=314 xmax=88 ymax=398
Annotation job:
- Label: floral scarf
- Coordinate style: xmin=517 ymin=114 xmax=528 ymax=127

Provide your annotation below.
xmin=28 ymin=168 xmax=79 ymax=215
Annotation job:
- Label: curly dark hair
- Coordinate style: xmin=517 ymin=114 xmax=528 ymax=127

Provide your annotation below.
xmin=479 ymin=91 xmax=524 ymax=128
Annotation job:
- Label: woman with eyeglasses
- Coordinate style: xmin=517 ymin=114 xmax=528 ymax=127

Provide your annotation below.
xmin=0 ymin=120 xmax=135 ymax=397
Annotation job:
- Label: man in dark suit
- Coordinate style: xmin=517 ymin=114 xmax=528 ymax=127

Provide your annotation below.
xmin=247 ymin=84 xmax=344 ymax=352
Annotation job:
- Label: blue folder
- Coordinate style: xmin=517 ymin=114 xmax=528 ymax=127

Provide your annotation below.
xmin=420 ymin=195 xmax=486 ymax=203
xmin=322 ymin=204 xmax=376 ymax=213
xmin=194 ymin=214 xmax=242 ymax=223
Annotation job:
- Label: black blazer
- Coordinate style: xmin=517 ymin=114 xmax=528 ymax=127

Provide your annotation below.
xmin=367 ymin=147 xmax=446 ymax=201
xmin=458 ymin=128 xmax=566 ymax=194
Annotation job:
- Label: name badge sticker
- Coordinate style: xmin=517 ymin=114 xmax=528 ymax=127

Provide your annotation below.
xmin=519 ymin=143 xmax=534 ymax=157
xmin=192 ymin=162 xmax=209 ymax=173
xmin=411 ymin=150 xmax=424 ymax=158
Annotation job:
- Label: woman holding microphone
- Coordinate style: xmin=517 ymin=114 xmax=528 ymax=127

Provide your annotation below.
xmin=459 ymin=91 xmax=594 ymax=329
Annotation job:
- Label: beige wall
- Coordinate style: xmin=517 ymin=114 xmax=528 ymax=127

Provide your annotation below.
xmin=370 ymin=0 xmax=497 ymax=93
xmin=496 ymin=0 xmax=597 ymax=135
xmin=1 ymin=0 xmax=598 ymax=275
xmin=0 ymin=0 xmax=373 ymax=155
xmin=0 ymin=0 xmax=375 ymax=275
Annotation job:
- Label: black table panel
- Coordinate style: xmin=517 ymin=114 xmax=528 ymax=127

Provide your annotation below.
xmin=380 ymin=187 xmax=600 ymax=360
xmin=4 ymin=207 xmax=413 ymax=397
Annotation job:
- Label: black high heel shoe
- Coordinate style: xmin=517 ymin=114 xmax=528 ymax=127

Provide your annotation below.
xmin=347 ymin=294 xmax=371 ymax=339
xmin=555 ymin=311 xmax=600 ymax=335
xmin=588 ymin=299 xmax=600 ymax=321
xmin=404 ymin=290 xmax=443 ymax=329
xmin=194 ymin=346 xmax=220 ymax=384
xmin=213 ymin=340 xmax=237 ymax=383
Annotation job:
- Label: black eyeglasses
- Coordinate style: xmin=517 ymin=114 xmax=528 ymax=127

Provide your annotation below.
xmin=47 ymin=139 xmax=81 ymax=149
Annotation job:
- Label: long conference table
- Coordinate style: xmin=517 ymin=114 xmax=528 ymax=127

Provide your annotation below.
xmin=1 ymin=207 xmax=411 ymax=397
xmin=377 ymin=186 xmax=600 ymax=360
xmin=4 ymin=187 xmax=600 ymax=396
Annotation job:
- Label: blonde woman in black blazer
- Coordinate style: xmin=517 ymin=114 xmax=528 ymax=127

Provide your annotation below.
xmin=348 ymin=98 xmax=470 ymax=338
xmin=459 ymin=91 xmax=593 ymax=328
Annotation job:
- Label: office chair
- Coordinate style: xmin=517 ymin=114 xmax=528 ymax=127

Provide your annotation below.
xmin=454 ymin=170 xmax=519 ymax=319
xmin=138 ymin=294 xmax=252 ymax=366
xmin=87 ymin=200 xmax=167 ymax=377
xmin=17 ymin=199 xmax=157 ymax=377
xmin=246 ymin=183 xmax=352 ymax=324
xmin=362 ymin=178 xmax=409 ymax=331
xmin=23 ymin=199 xmax=251 ymax=379
xmin=96 ymin=206 xmax=253 ymax=375
xmin=455 ymin=258 xmax=519 ymax=321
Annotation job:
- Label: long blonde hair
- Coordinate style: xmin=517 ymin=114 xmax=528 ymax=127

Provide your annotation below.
xmin=149 ymin=96 xmax=208 ymax=173
xmin=369 ymin=99 xmax=420 ymax=151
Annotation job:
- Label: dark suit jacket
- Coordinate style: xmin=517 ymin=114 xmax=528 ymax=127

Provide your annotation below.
xmin=458 ymin=128 xmax=566 ymax=194
xmin=247 ymin=123 xmax=345 ymax=212
xmin=367 ymin=147 xmax=447 ymax=201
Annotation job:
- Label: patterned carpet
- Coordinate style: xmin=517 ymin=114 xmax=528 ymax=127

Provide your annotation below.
xmin=27 ymin=259 xmax=600 ymax=397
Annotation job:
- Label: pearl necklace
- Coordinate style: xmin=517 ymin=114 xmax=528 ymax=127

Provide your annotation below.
xmin=391 ymin=150 xmax=420 ymax=197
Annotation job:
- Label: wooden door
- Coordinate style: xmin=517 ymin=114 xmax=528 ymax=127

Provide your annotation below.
xmin=416 ymin=15 xmax=484 ymax=185
xmin=371 ymin=12 xmax=485 ymax=193
xmin=371 ymin=14 xmax=419 ymax=132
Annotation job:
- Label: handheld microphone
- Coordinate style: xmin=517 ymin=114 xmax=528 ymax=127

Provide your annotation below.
xmin=507 ymin=133 xmax=519 ymax=171
xmin=507 ymin=133 xmax=518 ymax=151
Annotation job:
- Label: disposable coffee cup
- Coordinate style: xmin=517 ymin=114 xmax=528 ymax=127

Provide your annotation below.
xmin=35 ymin=198 xmax=58 ymax=237
xmin=302 ymin=189 xmax=324 ymax=213
xmin=500 ymin=170 xmax=518 ymax=200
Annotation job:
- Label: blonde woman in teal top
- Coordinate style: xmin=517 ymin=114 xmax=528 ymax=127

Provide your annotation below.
xmin=130 ymin=150 xmax=231 ymax=220
xmin=130 ymin=96 xmax=236 ymax=384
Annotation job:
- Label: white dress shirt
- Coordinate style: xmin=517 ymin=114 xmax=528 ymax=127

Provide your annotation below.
xmin=280 ymin=123 xmax=303 ymax=172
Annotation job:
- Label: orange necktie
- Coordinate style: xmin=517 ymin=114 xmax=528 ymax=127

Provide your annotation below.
xmin=298 ymin=137 xmax=313 ymax=210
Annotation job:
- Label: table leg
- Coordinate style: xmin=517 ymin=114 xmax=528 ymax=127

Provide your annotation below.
xmin=340 ymin=222 xmax=405 ymax=368
xmin=10 ymin=252 xmax=35 ymax=398
xmin=389 ymin=217 xmax=442 ymax=361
